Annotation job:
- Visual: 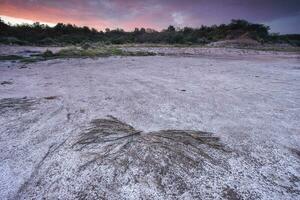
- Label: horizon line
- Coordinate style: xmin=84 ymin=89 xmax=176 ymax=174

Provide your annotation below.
xmin=1 ymin=15 xmax=296 ymax=35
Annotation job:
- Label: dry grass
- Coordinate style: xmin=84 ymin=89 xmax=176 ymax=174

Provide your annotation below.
xmin=0 ymin=97 xmax=37 ymax=114
xmin=43 ymin=96 xmax=59 ymax=100
xmin=42 ymin=46 xmax=156 ymax=60
xmin=72 ymin=116 xmax=230 ymax=173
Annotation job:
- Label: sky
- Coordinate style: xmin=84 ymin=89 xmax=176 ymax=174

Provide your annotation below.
xmin=0 ymin=0 xmax=299 ymax=34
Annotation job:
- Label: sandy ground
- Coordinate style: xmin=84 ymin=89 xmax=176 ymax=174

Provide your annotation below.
xmin=0 ymin=47 xmax=300 ymax=199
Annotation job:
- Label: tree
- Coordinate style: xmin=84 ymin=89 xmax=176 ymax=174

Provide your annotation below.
xmin=167 ymin=25 xmax=176 ymax=32
xmin=140 ymin=28 xmax=146 ymax=33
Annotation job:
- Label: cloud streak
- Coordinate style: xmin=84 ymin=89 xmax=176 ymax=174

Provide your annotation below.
xmin=0 ymin=0 xmax=299 ymax=33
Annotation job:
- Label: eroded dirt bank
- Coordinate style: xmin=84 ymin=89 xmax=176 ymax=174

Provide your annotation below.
xmin=0 ymin=48 xmax=299 ymax=199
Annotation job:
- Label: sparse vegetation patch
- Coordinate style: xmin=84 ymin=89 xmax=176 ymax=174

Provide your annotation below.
xmin=0 ymin=55 xmax=24 ymax=61
xmin=0 ymin=46 xmax=156 ymax=63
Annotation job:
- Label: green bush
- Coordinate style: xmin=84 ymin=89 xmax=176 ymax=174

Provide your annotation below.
xmin=38 ymin=38 xmax=57 ymax=45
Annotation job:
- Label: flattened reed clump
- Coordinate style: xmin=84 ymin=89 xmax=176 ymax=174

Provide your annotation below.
xmin=0 ymin=97 xmax=37 ymax=114
xmin=72 ymin=116 xmax=141 ymax=151
xmin=17 ymin=116 xmax=232 ymax=199
xmin=0 ymin=96 xmax=60 ymax=114
xmin=73 ymin=116 xmax=229 ymax=172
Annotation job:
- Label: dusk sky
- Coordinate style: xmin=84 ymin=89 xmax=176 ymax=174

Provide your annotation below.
xmin=0 ymin=0 xmax=299 ymax=34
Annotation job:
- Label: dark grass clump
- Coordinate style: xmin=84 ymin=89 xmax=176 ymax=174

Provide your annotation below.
xmin=44 ymin=96 xmax=59 ymax=100
xmin=43 ymin=49 xmax=54 ymax=57
xmin=0 ymin=55 xmax=24 ymax=61
xmin=1 ymin=81 xmax=13 ymax=85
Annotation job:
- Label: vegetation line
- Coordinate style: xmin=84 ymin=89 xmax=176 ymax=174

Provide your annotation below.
xmin=0 ymin=46 xmax=157 ymax=63
xmin=1 ymin=18 xmax=299 ymax=46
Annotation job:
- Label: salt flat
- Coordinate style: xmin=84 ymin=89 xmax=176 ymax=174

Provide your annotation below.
xmin=0 ymin=47 xmax=299 ymax=199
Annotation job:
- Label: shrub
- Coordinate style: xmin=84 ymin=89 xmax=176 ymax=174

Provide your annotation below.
xmin=81 ymin=43 xmax=92 ymax=50
xmin=0 ymin=37 xmax=28 ymax=45
xmin=43 ymin=49 xmax=54 ymax=57
xmin=38 ymin=38 xmax=57 ymax=45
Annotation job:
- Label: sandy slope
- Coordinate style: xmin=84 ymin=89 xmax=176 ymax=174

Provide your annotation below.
xmin=0 ymin=48 xmax=299 ymax=199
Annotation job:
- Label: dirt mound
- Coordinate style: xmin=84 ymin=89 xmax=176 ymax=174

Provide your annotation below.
xmin=207 ymin=39 xmax=260 ymax=48
xmin=208 ymin=32 xmax=261 ymax=48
